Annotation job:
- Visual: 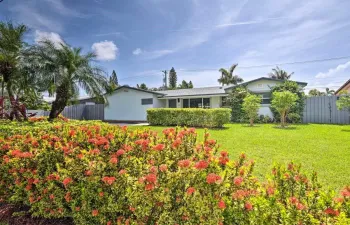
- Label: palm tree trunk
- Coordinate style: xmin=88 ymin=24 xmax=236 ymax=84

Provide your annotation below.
xmin=281 ymin=111 xmax=285 ymax=127
xmin=48 ymin=85 xmax=70 ymax=121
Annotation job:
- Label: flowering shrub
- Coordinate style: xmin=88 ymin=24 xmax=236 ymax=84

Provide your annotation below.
xmin=0 ymin=121 xmax=349 ymax=224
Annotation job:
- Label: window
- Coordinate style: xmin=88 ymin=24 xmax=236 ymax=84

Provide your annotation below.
xmin=168 ymin=99 xmax=177 ymax=108
xmin=141 ymin=98 xmax=153 ymax=105
xmin=183 ymin=99 xmax=189 ymax=108
xmin=182 ymin=98 xmax=210 ymax=108
xmin=190 ymin=98 xmax=202 ymax=108
xmin=260 ymin=92 xmax=271 ymax=104
xmin=203 ymin=98 xmax=210 ymax=108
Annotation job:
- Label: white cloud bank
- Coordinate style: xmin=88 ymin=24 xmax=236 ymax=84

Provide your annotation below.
xmin=35 ymin=30 xmax=64 ymax=47
xmin=132 ymin=48 xmax=174 ymax=59
xmin=91 ymin=41 xmax=118 ymax=61
xmin=315 ymin=61 xmax=350 ymax=78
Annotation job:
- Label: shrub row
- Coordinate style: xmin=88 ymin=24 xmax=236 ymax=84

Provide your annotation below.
xmin=147 ymin=108 xmax=231 ymax=128
xmin=0 ymin=120 xmax=349 ymax=224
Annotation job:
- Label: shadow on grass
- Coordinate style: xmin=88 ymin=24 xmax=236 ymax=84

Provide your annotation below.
xmin=341 ymin=129 xmax=350 ymax=132
xmin=241 ymin=124 xmax=262 ymax=128
xmin=273 ymin=126 xmax=298 ymax=130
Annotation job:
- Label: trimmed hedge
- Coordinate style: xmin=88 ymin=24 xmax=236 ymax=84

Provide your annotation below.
xmin=147 ymin=108 xmax=231 ymax=128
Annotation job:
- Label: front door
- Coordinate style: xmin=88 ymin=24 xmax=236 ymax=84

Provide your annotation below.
xmin=168 ymin=99 xmax=177 ymax=108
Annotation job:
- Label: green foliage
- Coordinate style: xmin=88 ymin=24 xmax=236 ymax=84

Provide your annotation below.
xmin=109 ymin=70 xmax=118 ymax=90
xmin=309 ymin=88 xmax=325 ymax=96
xmin=178 ymin=80 xmax=194 ymax=89
xmin=26 ymin=40 xmax=109 ymax=120
xmin=169 ymin=67 xmax=177 ymax=89
xmin=271 ymin=91 xmax=298 ymax=127
xmin=242 ymin=94 xmax=261 ymax=126
xmin=0 ymin=120 xmax=349 ymax=224
xmin=218 ymin=64 xmax=243 ymax=86
xmin=270 ymin=81 xmax=305 ymax=122
xmin=287 ymin=112 xmax=301 ymax=123
xmin=268 ymin=66 xmax=294 ymax=80
xmin=147 ymin=108 xmax=231 ymax=128
xmin=337 ymin=93 xmax=350 ymax=111
xmin=137 ymin=83 xmax=148 ymax=90
xmin=227 ymin=86 xmax=250 ymax=122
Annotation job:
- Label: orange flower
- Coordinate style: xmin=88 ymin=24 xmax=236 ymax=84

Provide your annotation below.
xmin=109 ymin=157 xmax=118 ymax=164
xmin=153 ymin=144 xmax=165 ymax=151
xmin=244 ymin=201 xmax=253 ymax=211
xmin=187 ymin=187 xmax=196 ymax=195
xmin=206 ymin=173 xmax=221 ymax=184
xmin=218 ymin=199 xmax=226 ymax=209
xmin=92 ymin=209 xmax=99 ymax=216
xmin=194 ymin=160 xmax=209 ymax=170
xmin=62 ymin=177 xmax=73 ymax=188
xmin=102 ymin=176 xmax=116 ymax=185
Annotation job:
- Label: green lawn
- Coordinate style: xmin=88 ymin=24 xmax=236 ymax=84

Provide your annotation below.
xmin=129 ymin=124 xmax=350 ymax=190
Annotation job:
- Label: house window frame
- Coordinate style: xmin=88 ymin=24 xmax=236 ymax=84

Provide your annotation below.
xmin=141 ymin=98 xmax=153 ymax=105
xmin=182 ymin=97 xmax=210 ymax=108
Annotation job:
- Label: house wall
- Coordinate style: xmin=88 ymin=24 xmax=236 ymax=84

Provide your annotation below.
xmin=211 ymin=96 xmax=221 ymax=108
xmin=336 ymin=82 xmax=350 ymax=95
xmin=104 ymin=87 xmax=160 ymax=121
xmin=246 ymin=79 xmax=280 ymax=92
xmin=258 ymin=105 xmax=273 ymax=118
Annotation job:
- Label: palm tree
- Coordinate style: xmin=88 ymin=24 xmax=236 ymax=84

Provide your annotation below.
xmin=268 ymin=66 xmax=294 ymax=80
xmin=218 ymin=64 xmax=243 ymax=86
xmin=326 ymin=88 xmax=335 ymax=96
xmin=28 ymin=40 xmax=109 ymax=120
xmin=0 ymin=22 xmax=27 ymax=98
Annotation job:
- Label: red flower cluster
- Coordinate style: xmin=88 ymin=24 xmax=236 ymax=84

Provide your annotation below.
xmin=194 ymin=160 xmax=208 ymax=170
xmin=289 ymin=197 xmax=305 ymax=211
xmin=186 ymin=187 xmax=196 ymax=195
xmin=206 ymin=173 xmax=221 ymax=184
xmin=178 ymin=159 xmax=191 ymax=168
xmin=102 ymin=176 xmax=116 ymax=185
xmin=62 ymin=177 xmax=73 ymax=188
xmin=233 ymin=176 xmax=243 ymax=186
xmin=219 ymin=151 xmax=229 ymax=165
xmin=324 ymin=208 xmax=339 ymax=216
xmin=153 ymin=144 xmax=165 ymax=151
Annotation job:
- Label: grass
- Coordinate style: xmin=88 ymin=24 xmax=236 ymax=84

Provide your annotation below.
xmin=129 ymin=123 xmax=350 ymax=190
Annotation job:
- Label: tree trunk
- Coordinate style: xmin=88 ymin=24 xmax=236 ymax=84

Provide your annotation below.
xmin=281 ymin=111 xmax=285 ymax=127
xmin=249 ymin=118 xmax=254 ymax=126
xmin=48 ymin=85 xmax=70 ymax=121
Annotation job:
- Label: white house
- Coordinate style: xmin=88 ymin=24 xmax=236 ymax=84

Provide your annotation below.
xmin=104 ymin=77 xmax=307 ymax=122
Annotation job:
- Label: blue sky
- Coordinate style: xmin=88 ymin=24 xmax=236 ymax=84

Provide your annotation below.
xmin=1 ymin=0 xmax=350 ymax=96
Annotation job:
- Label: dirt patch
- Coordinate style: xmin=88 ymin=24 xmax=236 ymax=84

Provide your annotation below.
xmin=0 ymin=204 xmax=73 ymax=225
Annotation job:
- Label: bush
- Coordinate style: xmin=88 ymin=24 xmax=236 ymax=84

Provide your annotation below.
xmin=226 ymin=86 xmax=250 ymax=122
xmin=287 ymin=112 xmax=301 ymax=123
xmin=242 ymin=94 xmax=261 ymax=126
xmin=0 ymin=121 xmax=349 ymax=225
xmin=147 ymin=108 xmax=231 ymax=128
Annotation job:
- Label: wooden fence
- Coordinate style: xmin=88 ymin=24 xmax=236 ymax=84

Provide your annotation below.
xmin=43 ymin=104 xmax=104 ymax=120
xmin=302 ymin=96 xmax=349 ymax=124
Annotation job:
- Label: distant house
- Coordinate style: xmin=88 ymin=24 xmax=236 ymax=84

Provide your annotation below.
xmin=335 ymin=79 xmax=350 ymax=95
xmin=104 ymin=77 xmax=307 ymax=122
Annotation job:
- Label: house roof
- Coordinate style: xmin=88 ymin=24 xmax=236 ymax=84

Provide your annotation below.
xmin=111 ymin=85 xmax=165 ymax=96
xmin=156 ymin=86 xmax=227 ymax=98
xmin=335 ymin=79 xmax=350 ymax=95
xmin=224 ymin=77 xmax=307 ymax=90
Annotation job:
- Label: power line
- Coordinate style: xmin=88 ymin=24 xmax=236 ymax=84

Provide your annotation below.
xmin=177 ymin=56 xmax=350 ymax=72
xmin=118 ymin=55 xmax=350 ymax=81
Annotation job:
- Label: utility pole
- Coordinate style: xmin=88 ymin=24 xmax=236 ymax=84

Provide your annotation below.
xmin=162 ymin=70 xmax=168 ymax=90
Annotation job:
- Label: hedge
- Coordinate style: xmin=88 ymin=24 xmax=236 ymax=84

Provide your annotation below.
xmin=147 ymin=108 xmax=231 ymax=128
xmin=0 ymin=120 xmax=349 ymax=225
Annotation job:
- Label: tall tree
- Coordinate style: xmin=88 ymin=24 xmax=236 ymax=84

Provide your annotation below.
xmin=268 ymin=66 xmax=293 ymax=80
xmin=0 ymin=22 xmax=27 ymax=98
xmin=169 ymin=67 xmax=177 ymax=89
xmin=178 ymin=80 xmax=188 ymax=89
xmin=137 ymin=83 xmax=148 ymax=90
xmin=109 ymin=70 xmax=118 ymax=90
xmin=218 ymin=64 xmax=243 ymax=86
xmin=188 ymin=81 xmax=193 ymax=88
xmin=28 ymin=40 xmax=109 ymax=121
xmin=308 ymin=89 xmax=325 ymax=97
xmin=325 ymin=88 xmax=335 ymax=96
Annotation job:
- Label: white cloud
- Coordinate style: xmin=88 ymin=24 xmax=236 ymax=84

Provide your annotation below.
xmin=35 ymin=30 xmax=64 ymax=47
xmin=133 ymin=48 xmax=174 ymax=59
xmin=315 ymin=61 xmax=350 ymax=78
xmin=133 ymin=48 xmax=143 ymax=55
xmin=91 ymin=41 xmax=118 ymax=61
